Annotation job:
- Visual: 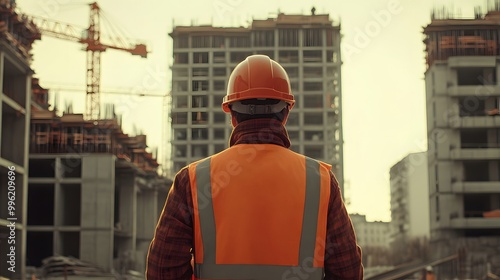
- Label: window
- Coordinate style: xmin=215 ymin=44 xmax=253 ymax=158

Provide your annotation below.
xmin=464 ymin=161 xmax=489 ymax=181
xmin=231 ymin=52 xmax=252 ymax=63
xmin=279 ymin=50 xmax=299 ymax=63
xmin=213 ymin=36 xmax=225 ymax=48
xmin=305 ymin=146 xmax=323 ymax=159
xmin=460 ymin=129 xmax=488 ymax=148
xmin=192 ymin=112 xmax=208 ymax=123
xmin=214 ymin=112 xmax=226 ymax=123
xmin=459 ymin=97 xmax=485 ymax=116
xmin=214 ymin=129 xmax=225 ymax=139
xmin=229 ymin=36 xmax=250 ymax=48
xmin=213 ymin=95 xmax=225 ymax=107
xmin=174 ymin=53 xmax=188 ymax=64
xmin=304 ymin=112 xmax=323 ymax=124
xmin=303 ymin=94 xmax=323 ymax=108
xmin=171 ymin=112 xmax=187 ymax=124
xmin=192 ymin=36 xmax=210 ymax=48
xmin=304 ymin=82 xmax=323 ymax=91
xmin=284 ymin=67 xmax=298 ymax=78
xmin=192 ymin=68 xmax=208 ymax=77
xmin=173 ymin=68 xmax=188 ymax=77
xmin=254 ymin=50 xmax=274 ymax=59
xmin=213 ymin=52 xmax=225 ymax=63
xmin=327 ymin=50 xmax=338 ymax=63
xmin=303 ymin=29 xmax=322 ymax=46
xmin=213 ymin=80 xmax=225 ymax=91
xmin=192 ymin=145 xmax=208 ymax=157
xmin=457 ymin=68 xmax=496 ymax=85
xmin=303 ymin=50 xmax=322 ymax=62
xmin=173 ymin=81 xmax=188 ymax=91
xmin=304 ymin=67 xmax=322 ymax=78
xmin=174 ymin=35 xmax=189 ymax=48
xmin=287 ymin=112 xmax=299 ymax=126
xmin=254 ymin=30 xmax=274 ymax=47
xmin=278 ymin=29 xmax=299 ymax=46
xmin=174 ymin=96 xmax=188 ymax=108
xmin=193 ymin=52 xmax=209 ymax=63
xmin=192 ymin=81 xmax=208 ymax=91
xmin=173 ymin=129 xmax=187 ymax=140
xmin=288 ymin=130 xmax=299 ymax=141
xmin=213 ymin=68 xmax=226 ymax=76
xmin=214 ymin=144 xmax=225 ymax=153
xmin=192 ymin=95 xmax=208 ymax=107
xmin=60 ymin=184 xmax=81 ymax=225
xmin=305 ymin=131 xmax=323 ymax=141
xmin=192 ymin=128 xmax=208 ymax=140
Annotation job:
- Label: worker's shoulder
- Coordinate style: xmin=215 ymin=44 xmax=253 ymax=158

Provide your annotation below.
xmin=287 ymin=149 xmax=332 ymax=171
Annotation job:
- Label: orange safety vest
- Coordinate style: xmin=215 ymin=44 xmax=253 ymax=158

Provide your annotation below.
xmin=188 ymin=144 xmax=331 ymax=280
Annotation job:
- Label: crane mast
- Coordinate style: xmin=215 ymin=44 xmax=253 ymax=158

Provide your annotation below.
xmin=86 ymin=2 xmax=102 ymax=119
xmin=30 ymin=2 xmax=148 ymax=119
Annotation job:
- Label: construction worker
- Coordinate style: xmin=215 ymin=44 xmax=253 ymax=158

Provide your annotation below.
xmin=421 ymin=266 xmax=436 ymax=280
xmin=146 ymin=55 xmax=363 ymax=280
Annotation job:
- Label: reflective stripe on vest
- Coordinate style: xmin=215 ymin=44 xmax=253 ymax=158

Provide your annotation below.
xmin=194 ymin=156 xmax=324 ymax=280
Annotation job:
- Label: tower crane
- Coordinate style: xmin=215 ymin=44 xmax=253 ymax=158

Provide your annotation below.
xmin=29 ymin=2 xmax=148 ymax=119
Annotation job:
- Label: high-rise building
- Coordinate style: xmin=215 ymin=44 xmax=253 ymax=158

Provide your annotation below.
xmin=423 ymin=7 xmax=500 ymax=276
xmin=389 ymin=152 xmax=430 ymax=242
xmin=168 ymin=11 xmax=344 ymax=191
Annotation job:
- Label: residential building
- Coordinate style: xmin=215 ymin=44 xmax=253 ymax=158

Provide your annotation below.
xmin=350 ymin=214 xmax=391 ymax=249
xmin=168 ymin=11 xmax=344 ymax=192
xmin=0 ymin=1 xmax=40 ymax=278
xmin=423 ymin=7 xmax=500 ymax=277
xmin=390 ymin=152 xmax=430 ymax=243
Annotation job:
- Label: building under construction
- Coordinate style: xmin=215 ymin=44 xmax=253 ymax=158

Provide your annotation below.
xmin=423 ymin=5 xmax=500 ymax=278
xmin=0 ymin=1 xmax=169 ymax=279
xmin=169 ymin=10 xmax=344 ymax=192
xmin=27 ymin=110 xmax=170 ymax=277
xmin=0 ymin=0 xmax=41 ymax=278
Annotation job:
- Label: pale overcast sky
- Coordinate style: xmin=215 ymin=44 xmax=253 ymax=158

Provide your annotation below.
xmin=19 ymin=0 xmax=487 ymax=221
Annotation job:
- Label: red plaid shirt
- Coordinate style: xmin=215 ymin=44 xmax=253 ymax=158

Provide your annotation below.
xmin=146 ymin=119 xmax=363 ymax=279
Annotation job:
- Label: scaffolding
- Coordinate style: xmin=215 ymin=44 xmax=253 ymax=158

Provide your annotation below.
xmin=424 ymin=10 xmax=500 ymax=67
xmin=30 ymin=110 xmax=160 ymax=173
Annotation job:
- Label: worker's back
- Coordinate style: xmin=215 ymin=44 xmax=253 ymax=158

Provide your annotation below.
xmin=188 ymin=143 xmax=331 ymax=279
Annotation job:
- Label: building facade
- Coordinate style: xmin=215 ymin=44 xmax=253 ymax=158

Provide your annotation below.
xmin=168 ymin=12 xmax=344 ymax=191
xmin=390 ymin=152 xmax=430 ymax=242
xmin=0 ymin=1 xmax=40 ymax=278
xmin=350 ymin=213 xmax=391 ymax=250
xmin=423 ymin=8 xmax=500 ymax=277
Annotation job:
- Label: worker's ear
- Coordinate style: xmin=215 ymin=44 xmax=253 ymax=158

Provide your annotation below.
xmin=231 ymin=113 xmax=238 ymax=127
xmin=281 ymin=107 xmax=290 ymax=126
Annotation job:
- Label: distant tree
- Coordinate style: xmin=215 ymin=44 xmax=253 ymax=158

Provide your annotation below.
xmin=389 ymin=236 xmax=430 ymax=266
xmin=362 ymin=246 xmax=392 ymax=267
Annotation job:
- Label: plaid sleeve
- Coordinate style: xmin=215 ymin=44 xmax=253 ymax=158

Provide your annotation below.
xmin=146 ymin=167 xmax=194 ymax=280
xmin=324 ymin=172 xmax=364 ymax=280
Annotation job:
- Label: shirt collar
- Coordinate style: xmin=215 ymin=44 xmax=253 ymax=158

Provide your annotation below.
xmin=229 ymin=118 xmax=291 ymax=148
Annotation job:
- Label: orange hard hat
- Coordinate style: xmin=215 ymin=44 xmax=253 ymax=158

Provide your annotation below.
xmin=222 ymin=55 xmax=294 ymax=113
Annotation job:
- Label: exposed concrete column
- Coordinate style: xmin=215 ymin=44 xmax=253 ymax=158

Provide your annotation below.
xmin=117 ymin=172 xmax=137 ymax=248
xmin=80 ymin=155 xmax=115 ymax=271
xmin=136 ymin=185 xmax=156 ymax=273
xmin=0 ymin=51 xmax=4 ymax=152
